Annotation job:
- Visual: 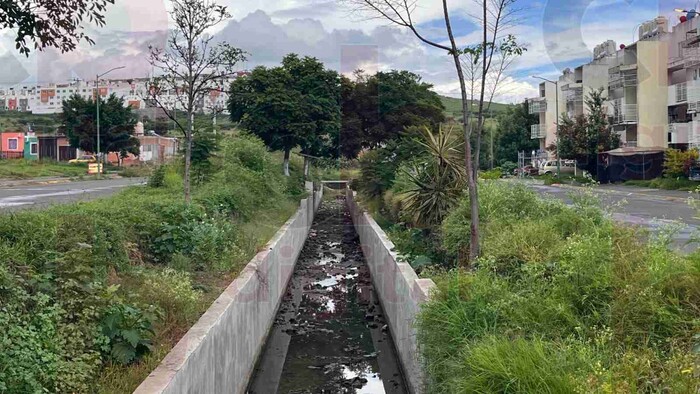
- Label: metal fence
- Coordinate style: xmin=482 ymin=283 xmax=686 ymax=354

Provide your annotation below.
xmin=0 ymin=151 xmax=24 ymax=159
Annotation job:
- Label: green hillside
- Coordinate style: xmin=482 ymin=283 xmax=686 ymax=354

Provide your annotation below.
xmin=440 ymin=95 xmax=512 ymax=120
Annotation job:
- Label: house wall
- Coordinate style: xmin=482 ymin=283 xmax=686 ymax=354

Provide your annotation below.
xmin=582 ymin=64 xmax=609 ymax=114
xmin=1 ymin=132 xmax=24 ymax=152
xmin=544 ymin=81 xmax=559 ymax=152
xmin=637 ymin=40 xmax=669 ymax=148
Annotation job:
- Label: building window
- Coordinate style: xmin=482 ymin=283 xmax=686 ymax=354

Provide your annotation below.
xmin=30 ymin=143 xmax=38 ymax=155
xmin=8 ymin=138 xmax=18 ymax=150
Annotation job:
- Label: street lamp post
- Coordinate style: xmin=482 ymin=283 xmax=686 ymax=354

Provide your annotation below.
xmin=96 ymin=66 xmax=125 ymax=177
xmin=532 ymin=75 xmax=560 ymax=177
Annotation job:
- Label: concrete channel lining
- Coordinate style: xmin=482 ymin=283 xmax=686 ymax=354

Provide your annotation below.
xmin=134 ymin=183 xmax=322 ymax=394
xmin=345 ymin=188 xmax=437 ymax=394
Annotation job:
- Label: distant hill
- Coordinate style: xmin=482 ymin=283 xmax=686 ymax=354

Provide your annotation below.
xmin=439 ymin=96 xmax=512 ymax=120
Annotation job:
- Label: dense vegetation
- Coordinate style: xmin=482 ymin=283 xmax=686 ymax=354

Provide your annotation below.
xmin=418 ymin=182 xmax=700 ymax=392
xmin=439 ymin=96 xmax=511 ymax=121
xmin=0 ymin=134 xmax=305 ymax=392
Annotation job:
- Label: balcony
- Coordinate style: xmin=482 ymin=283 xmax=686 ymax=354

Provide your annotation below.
xmin=530 ymin=124 xmax=546 ymax=139
xmin=528 ymin=97 xmax=546 ymax=114
xmin=565 ymin=87 xmax=583 ymax=104
xmin=668 ymin=122 xmax=690 ymax=144
xmin=610 ymin=103 xmax=638 ymax=125
xmin=669 ymin=82 xmax=688 ymax=106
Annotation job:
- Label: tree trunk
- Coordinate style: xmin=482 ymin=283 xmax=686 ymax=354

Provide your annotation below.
xmin=474 ymin=1 xmax=488 ymax=178
xmin=303 ymin=156 xmax=310 ymax=178
xmin=283 ymin=148 xmax=290 ymax=176
xmin=184 ymin=112 xmax=194 ymax=203
xmin=443 ymin=0 xmax=480 ymax=262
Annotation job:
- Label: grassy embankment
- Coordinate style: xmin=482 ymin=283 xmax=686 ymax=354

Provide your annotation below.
xmin=0 ymin=159 xmax=91 ymax=179
xmin=0 ymin=135 xmax=306 ymax=393
xmin=414 ymin=182 xmax=700 ymax=392
xmin=625 ymin=177 xmax=700 ymax=191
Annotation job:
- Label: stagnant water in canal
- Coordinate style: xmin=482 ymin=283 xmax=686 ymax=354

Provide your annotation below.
xmin=248 ymin=196 xmax=407 ymax=394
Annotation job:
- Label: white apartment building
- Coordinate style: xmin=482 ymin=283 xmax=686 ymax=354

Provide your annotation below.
xmin=528 ymin=15 xmax=686 ymax=157
xmin=0 ymin=73 xmax=245 ymax=115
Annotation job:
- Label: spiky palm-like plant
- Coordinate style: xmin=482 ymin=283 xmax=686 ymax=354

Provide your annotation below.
xmin=402 ymin=125 xmax=466 ymax=227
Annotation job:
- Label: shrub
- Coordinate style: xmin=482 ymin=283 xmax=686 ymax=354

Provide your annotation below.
xmin=148 ymin=165 xmax=166 ymax=187
xmin=663 ymin=148 xmax=698 ymax=178
xmin=500 ymin=160 xmax=517 ymax=175
xmin=101 ymin=302 xmax=157 ymax=365
xmin=479 ymin=168 xmax=502 ymax=180
xmin=419 ymin=182 xmax=700 ymax=393
xmin=139 ymin=268 xmax=202 ymax=324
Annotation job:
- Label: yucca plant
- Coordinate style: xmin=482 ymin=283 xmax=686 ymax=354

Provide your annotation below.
xmin=401 ymin=125 xmax=466 ymax=227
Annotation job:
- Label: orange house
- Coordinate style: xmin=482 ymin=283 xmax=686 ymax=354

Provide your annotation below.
xmin=1 ymin=132 xmax=25 ymax=159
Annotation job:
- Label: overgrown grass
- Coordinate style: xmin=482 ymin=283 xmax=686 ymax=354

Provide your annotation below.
xmin=418 ymin=182 xmax=700 ymax=393
xmin=0 ymin=134 xmax=305 ymax=392
xmin=625 ymin=177 xmax=700 ymax=191
xmin=0 ymin=159 xmax=90 ymax=179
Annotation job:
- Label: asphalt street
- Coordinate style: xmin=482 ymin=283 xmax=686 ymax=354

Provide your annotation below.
xmin=0 ymin=177 xmax=146 ymax=211
xmin=523 ymin=181 xmax=700 ymax=253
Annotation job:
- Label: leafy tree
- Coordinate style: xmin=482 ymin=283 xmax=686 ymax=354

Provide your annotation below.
xmin=495 ymin=102 xmax=539 ymax=165
xmin=1 ymin=0 xmax=114 ymax=56
xmin=340 ymin=70 xmax=445 ymax=158
xmin=147 ymin=0 xmax=246 ymax=203
xmin=550 ymin=89 xmax=620 ymax=174
xmin=228 ymin=54 xmax=341 ymax=176
xmin=59 ymin=94 xmax=139 ymax=158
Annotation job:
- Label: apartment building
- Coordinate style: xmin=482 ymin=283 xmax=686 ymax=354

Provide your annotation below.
xmin=528 ymin=41 xmax=615 ymax=156
xmin=0 ymin=73 xmax=245 ymax=115
xmin=527 ymin=80 xmax=557 ymax=153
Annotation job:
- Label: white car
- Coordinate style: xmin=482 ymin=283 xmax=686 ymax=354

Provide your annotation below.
xmin=538 ymin=160 xmax=579 ymax=176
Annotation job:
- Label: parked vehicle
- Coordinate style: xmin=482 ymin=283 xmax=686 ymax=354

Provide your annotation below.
xmin=514 ymin=165 xmax=539 ymax=176
xmin=538 ymin=160 xmax=579 ymax=176
xmin=69 ymin=154 xmax=97 ymax=164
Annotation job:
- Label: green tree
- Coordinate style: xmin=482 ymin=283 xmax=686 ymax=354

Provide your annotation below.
xmin=59 ymin=94 xmax=139 ymax=158
xmin=147 ymin=0 xmax=246 ymax=202
xmin=495 ymin=102 xmax=539 ymax=165
xmin=228 ymin=54 xmax=341 ymax=176
xmin=1 ymin=0 xmax=114 ymax=56
xmin=550 ymin=89 xmax=620 ymax=174
xmin=340 ymin=70 xmax=445 ymax=159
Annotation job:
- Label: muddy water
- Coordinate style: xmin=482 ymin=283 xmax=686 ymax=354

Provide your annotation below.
xmin=248 ymin=197 xmax=407 ymax=394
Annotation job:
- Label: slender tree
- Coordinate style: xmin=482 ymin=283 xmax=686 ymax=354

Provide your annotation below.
xmin=1 ymin=0 xmax=114 ymax=56
xmin=147 ymin=0 xmax=246 ymax=202
xmin=343 ymin=0 xmax=524 ymax=262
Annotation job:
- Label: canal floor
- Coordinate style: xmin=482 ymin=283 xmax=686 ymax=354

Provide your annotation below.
xmin=248 ymin=197 xmax=407 ymax=393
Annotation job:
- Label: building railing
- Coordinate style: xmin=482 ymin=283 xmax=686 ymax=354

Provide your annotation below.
xmin=0 ymin=151 xmax=24 ymax=159
xmin=608 ymin=73 xmax=638 ymax=90
xmin=565 ymin=87 xmax=583 ymax=103
xmin=530 ymin=124 xmax=546 ymax=139
xmin=610 ymin=103 xmax=638 ymax=125
xmin=528 ymin=97 xmax=547 ymax=114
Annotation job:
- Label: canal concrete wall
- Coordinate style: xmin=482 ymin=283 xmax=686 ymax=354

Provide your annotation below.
xmin=134 ymin=184 xmax=322 ymax=394
xmin=345 ymin=189 xmax=436 ymax=394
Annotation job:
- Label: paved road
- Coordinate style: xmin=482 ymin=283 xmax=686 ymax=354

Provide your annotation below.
xmin=0 ymin=177 xmax=146 ymax=211
xmin=522 ymin=181 xmax=700 ymax=253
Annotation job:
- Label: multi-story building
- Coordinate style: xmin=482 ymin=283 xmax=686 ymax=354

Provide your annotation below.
xmin=529 ymin=16 xmax=676 ymax=157
xmin=527 ymin=80 xmax=557 ymax=154
xmin=0 ymin=73 xmax=247 ymax=115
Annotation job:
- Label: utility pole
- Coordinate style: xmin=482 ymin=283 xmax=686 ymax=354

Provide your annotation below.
xmin=95 ymin=66 xmax=125 ymax=177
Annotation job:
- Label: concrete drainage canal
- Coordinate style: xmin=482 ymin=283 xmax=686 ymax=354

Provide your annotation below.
xmin=248 ymin=196 xmax=408 ymax=393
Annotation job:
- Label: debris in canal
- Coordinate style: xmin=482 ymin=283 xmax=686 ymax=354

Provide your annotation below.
xmin=248 ymin=197 xmax=407 ymax=393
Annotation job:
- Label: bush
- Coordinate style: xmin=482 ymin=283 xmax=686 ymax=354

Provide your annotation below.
xmin=419 ymin=182 xmax=700 ymax=393
xmin=148 ymin=165 xmax=166 ymax=187
xmin=479 ymin=168 xmax=502 ymax=180
xmin=663 ymin=148 xmax=698 ymax=178
xmin=500 ymin=160 xmax=517 ymax=175
xmin=0 ymin=133 xmax=304 ymax=392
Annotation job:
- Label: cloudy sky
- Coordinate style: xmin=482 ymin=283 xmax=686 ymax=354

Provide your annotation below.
xmin=0 ymin=0 xmax=689 ymax=102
